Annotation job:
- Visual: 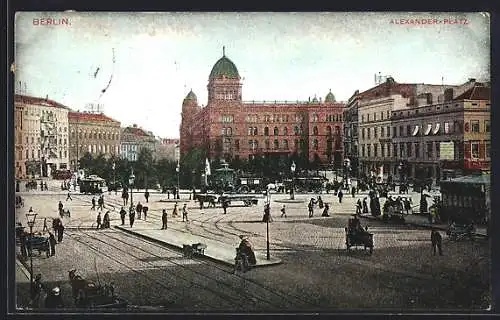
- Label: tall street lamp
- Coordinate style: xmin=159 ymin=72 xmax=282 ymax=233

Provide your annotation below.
xmin=176 ymin=163 xmax=180 ymax=200
xmin=266 ymin=212 xmax=270 ymax=260
xmin=26 ymin=212 xmax=37 ymax=303
xmin=112 ymin=161 xmax=116 ymax=195
xmin=290 ymin=161 xmax=296 ymax=200
xmin=129 ymin=169 xmax=135 ymax=208
xmin=343 ymin=158 xmax=351 ymax=189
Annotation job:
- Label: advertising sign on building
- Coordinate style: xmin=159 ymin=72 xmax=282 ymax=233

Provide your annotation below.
xmin=439 ymin=142 xmax=455 ymax=160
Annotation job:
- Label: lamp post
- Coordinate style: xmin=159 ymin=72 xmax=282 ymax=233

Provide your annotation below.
xmin=344 ymin=158 xmax=351 ymax=189
xmin=290 ymin=161 xmax=296 ymax=200
xmin=112 ymin=161 xmax=116 ymax=195
xmin=266 ymin=212 xmax=270 ymax=260
xmin=26 ymin=212 xmax=37 ymax=302
xmin=176 ymin=163 xmax=180 ymax=200
xmin=129 ymin=169 xmax=135 ymax=208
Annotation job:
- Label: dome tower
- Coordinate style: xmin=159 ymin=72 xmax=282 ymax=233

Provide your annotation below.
xmin=207 ymin=46 xmax=242 ymax=104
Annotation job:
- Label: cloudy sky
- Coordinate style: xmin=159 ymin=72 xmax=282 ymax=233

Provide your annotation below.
xmin=14 ymin=12 xmax=490 ymax=138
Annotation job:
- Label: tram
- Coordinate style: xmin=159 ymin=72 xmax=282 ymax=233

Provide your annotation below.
xmin=79 ymin=175 xmax=106 ymax=194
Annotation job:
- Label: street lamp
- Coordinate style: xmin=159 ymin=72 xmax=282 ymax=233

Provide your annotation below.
xmin=129 ymin=169 xmax=135 ymax=208
xmin=112 ymin=161 xmax=116 ymax=195
xmin=290 ymin=161 xmax=296 ymax=200
xmin=26 ymin=212 xmax=37 ymax=303
xmin=344 ymin=158 xmax=351 ymax=189
xmin=176 ymin=163 xmax=180 ymax=200
xmin=266 ymin=211 xmax=270 ymax=260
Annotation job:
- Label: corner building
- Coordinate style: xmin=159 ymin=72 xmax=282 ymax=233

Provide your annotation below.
xmin=180 ymin=50 xmax=345 ymax=166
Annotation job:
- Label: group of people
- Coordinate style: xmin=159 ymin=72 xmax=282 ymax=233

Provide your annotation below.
xmin=91 ymin=195 xmax=106 ymax=211
xmin=96 ymin=211 xmax=111 ymax=229
xmin=307 ymin=196 xmax=333 ymax=218
xmin=25 ymin=180 xmax=48 ymax=192
xmin=30 ymin=274 xmax=64 ymax=308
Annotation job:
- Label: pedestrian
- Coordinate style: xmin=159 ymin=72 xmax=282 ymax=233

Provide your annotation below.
xmin=42 ymin=218 xmax=48 ymax=233
xmin=172 ymin=202 xmax=178 ymax=217
xmin=136 ymin=202 xmax=143 ymax=220
xmin=280 ymin=204 xmax=287 ymax=218
xmin=161 ymin=209 xmax=168 ymax=230
xmin=119 ymin=207 xmax=127 ymax=225
xmin=356 ymin=199 xmax=362 ymax=215
xmin=31 ymin=273 xmax=45 ymax=308
xmin=122 ymin=190 xmax=128 ymax=207
xmin=103 ymin=211 xmax=110 ymax=228
xmin=144 ymin=190 xmax=150 ymax=203
xmin=66 ymin=192 xmax=72 ymax=201
xmin=362 ymin=197 xmax=369 ymax=214
xmin=91 ymin=197 xmax=96 ymax=210
xmin=308 ymin=198 xmax=315 ymax=218
xmin=199 ymin=198 xmax=204 ymax=210
xmin=262 ymin=203 xmax=272 ymax=222
xmin=351 ymin=186 xmax=356 ymax=198
xmin=182 ymin=203 xmax=189 ymax=222
xmin=44 ymin=182 xmax=48 ymax=191
xmin=338 ymin=189 xmax=343 ymax=203
xmin=101 ymin=194 xmax=105 ymax=208
xmin=129 ymin=206 xmax=136 ymax=227
xmin=28 ymin=206 xmax=34 ymax=213
xmin=431 ymin=228 xmax=443 ymax=256
xmin=222 ymin=199 xmax=229 ymax=214
xmin=48 ymin=232 xmax=56 ymax=256
xmin=96 ymin=212 xmax=102 ymax=229
xmin=58 ymin=201 xmax=64 ymax=217
xmin=321 ymin=203 xmax=330 ymax=217
xmin=317 ymin=196 xmax=324 ymax=209
xmin=142 ymin=205 xmax=148 ymax=221
xmin=56 ymin=222 xmax=64 ymax=242
xmin=45 ymin=287 xmax=64 ymax=308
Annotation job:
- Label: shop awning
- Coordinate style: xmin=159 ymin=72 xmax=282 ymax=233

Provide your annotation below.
xmin=433 ymin=123 xmax=440 ymax=135
xmin=412 ymin=125 xmax=420 ymax=136
xmin=424 ymin=124 xmax=432 ymax=135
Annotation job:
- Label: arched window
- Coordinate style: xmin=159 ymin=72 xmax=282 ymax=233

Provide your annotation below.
xmin=313 ymin=126 xmax=318 ymax=135
xmin=274 ymin=139 xmax=279 ymax=149
xmin=283 ymin=140 xmax=289 ymax=149
xmin=326 ymin=126 xmax=332 ymax=136
xmin=294 ymin=126 xmax=299 ymax=135
xmin=253 ymin=127 xmax=258 ymax=135
xmin=313 ymin=139 xmax=319 ymax=150
xmin=265 ymin=140 xmax=270 ymax=149
xmin=274 ymin=127 xmax=279 ymax=135
xmin=248 ymin=127 xmax=253 ymax=135
xmin=283 ymin=127 xmax=288 ymax=135
xmin=264 ymin=127 xmax=269 ymax=136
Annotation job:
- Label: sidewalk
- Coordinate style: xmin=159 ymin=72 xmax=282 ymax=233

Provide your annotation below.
xmin=114 ymin=220 xmax=282 ymax=268
xmin=359 ymin=213 xmax=488 ymax=237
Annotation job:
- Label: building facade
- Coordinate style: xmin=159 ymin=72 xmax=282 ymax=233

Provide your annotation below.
xmin=14 ymin=94 xmax=70 ymax=178
xmin=356 ymin=77 xmax=480 ymax=180
xmin=68 ymin=111 xmax=121 ymax=170
xmin=343 ymin=90 xmax=360 ymax=177
xmin=120 ymin=124 xmax=157 ymax=162
xmin=14 ymin=101 xmax=25 ymax=179
xmin=155 ymin=138 xmax=180 ymax=161
xmin=180 ymin=49 xmax=345 ymax=167
xmin=390 ymin=82 xmax=490 ymax=180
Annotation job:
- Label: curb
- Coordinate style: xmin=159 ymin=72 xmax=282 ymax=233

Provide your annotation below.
xmin=16 ymin=257 xmax=31 ymax=280
xmin=113 ymin=226 xmax=282 ymax=268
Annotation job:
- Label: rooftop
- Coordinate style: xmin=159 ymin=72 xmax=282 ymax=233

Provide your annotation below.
xmin=68 ymin=111 xmax=120 ymax=123
xmin=441 ymin=174 xmax=490 ymax=185
xmin=453 ymin=84 xmax=490 ymax=101
xmin=14 ymin=94 xmax=71 ymax=110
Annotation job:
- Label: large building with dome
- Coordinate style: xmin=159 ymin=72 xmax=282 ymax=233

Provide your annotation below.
xmin=180 ymin=48 xmax=345 ymax=167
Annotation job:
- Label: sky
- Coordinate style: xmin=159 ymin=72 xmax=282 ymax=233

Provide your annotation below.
xmin=14 ymin=12 xmax=490 ymax=138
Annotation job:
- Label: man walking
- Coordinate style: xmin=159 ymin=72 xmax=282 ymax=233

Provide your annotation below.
xmin=144 ymin=190 xmax=150 ymax=203
xmin=142 ymin=205 xmax=149 ymax=221
xmin=161 ymin=209 xmax=168 ymax=230
xmin=129 ymin=206 xmax=136 ymax=227
xmin=136 ymin=202 xmax=143 ymax=220
xmin=58 ymin=201 xmax=64 ymax=217
xmin=308 ymin=198 xmax=315 ymax=218
xmin=56 ymin=222 xmax=64 ymax=242
xmin=222 ymin=198 xmax=229 ymax=214
xmin=182 ymin=203 xmax=189 ymax=222
xmin=120 ymin=207 xmax=127 ymax=226
xmin=49 ymin=232 xmax=57 ymax=256
xmin=351 ymin=186 xmax=356 ymax=198
xmin=338 ymin=189 xmax=344 ymax=203
xmin=42 ymin=218 xmax=48 ymax=233
xmin=91 ymin=197 xmax=96 ymax=210
xmin=66 ymin=191 xmax=72 ymax=201
xmin=96 ymin=212 xmax=102 ymax=230
xmin=280 ymin=204 xmax=287 ymax=218
xmin=431 ymin=228 xmax=443 ymax=256
xmin=172 ymin=202 xmax=179 ymax=217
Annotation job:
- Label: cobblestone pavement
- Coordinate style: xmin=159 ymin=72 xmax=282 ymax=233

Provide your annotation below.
xmin=15 ymin=184 xmax=491 ymax=311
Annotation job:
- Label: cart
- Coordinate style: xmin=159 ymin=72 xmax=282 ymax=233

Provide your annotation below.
xmin=26 ymin=235 xmax=50 ymax=257
xmin=345 ymin=217 xmax=374 ymax=254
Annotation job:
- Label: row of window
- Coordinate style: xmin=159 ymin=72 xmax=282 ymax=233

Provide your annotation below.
xmin=360 ymin=120 xmax=470 ymax=140
xmin=71 ymin=131 xmax=119 ymax=140
xmin=224 ymin=126 xmax=342 ymax=137
xmin=360 ymin=141 xmax=490 ymax=160
xmin=220 ymin=138 xmax=341 ymax=152
xmin=23 ymin=149 xmax=68 ymax=160
xmin=361 ymin=110 xmax=391 ymax=123
xmin=243 ymin=113 xmax=343 ymax=123
xmin=24 ymin=136 xmax=68 ymax=145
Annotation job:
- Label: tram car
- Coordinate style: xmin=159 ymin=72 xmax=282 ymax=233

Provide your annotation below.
xmin=79 ymin=176 xmax=105 ymax=195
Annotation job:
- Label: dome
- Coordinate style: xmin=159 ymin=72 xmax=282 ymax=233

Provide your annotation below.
xmin=312 ymin=95 xmax=318 ymax=103
xmin=184 ymin=89 xmax=197 ymax=101
xmin=209 ymin=48 xmax=240 ymax=79
xmin=325 ymin=89 xmax=336 ymax=103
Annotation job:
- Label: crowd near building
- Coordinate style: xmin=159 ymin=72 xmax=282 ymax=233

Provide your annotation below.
xmin=180 ymin=47 xmax=345 ymax=167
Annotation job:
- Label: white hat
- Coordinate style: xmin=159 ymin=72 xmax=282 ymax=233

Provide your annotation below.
xmin=52 ymin=287 xmax=60 ymax=295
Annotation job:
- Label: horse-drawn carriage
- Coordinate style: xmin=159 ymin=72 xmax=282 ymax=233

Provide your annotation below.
xmin=345 ymin=217 xmax=374 ymax=254
xmin=68 ymin=269 xmax=128 ymax=309
xmin=382 ymin=197 xmax=405 ymax=223
xmin=26 ymin=234 xmax=51 ymax=257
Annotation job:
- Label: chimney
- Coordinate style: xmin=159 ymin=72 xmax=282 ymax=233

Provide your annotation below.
xmin=308 ymin=97 xmax=311 ymax=102
xmin=45 ymin=95 xmax=48 ymax=100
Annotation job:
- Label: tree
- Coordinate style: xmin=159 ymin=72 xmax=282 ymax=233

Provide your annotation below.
xmin=135 ymin=147 xmax=156 ymax=189
xmin=155 ymin=158 xmax=177 ymax=190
